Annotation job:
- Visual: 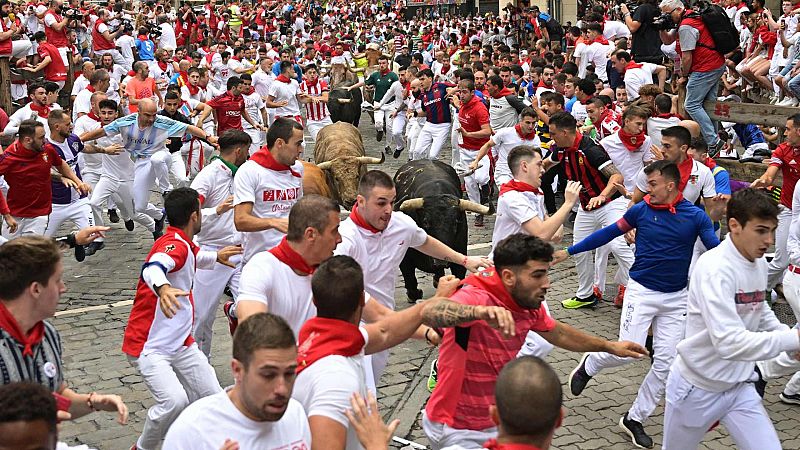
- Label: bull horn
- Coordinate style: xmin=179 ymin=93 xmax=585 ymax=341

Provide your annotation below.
xmin=337 ymin=98 xmax=352 ymax=103
xmin=399 ymin=198 xmax=424 ymax=212
xmin=459 ymin=199 xmax=490 ymax=215
xmin=355 ymin=153 xmax=385 ymax=164
xmin=317 ymin=161 xmax=333 ymax=170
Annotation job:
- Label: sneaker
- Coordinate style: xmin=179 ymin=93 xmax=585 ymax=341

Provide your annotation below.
xmin=393 ymin=148 xmax=403 ymax=159
xmin=619 ymin=414 xmax=654 ymax=449
xmin=376 ymin=130 xmax=384 ymax=142
xmin=74 ymin=244 xmax=86 ymax=262
xmin=384 ymin=145 xmax=391 ymax=154
xmin=108 ymin=208 xmax=120 ymax=223
xmin=780 ymin=391 xmax=800 ymax=405
xmin=592 ymin=285 xmax=604 ymax=301
xmin=154 ymin=212 xmax=166 ymax=235
xmin=124 ymin=219 xmax=135 ymax=231
xmin=561 ymin=295 xmax=598 ymax=309
xmin=84 ymin=241 xmax=105 ymax=256
xmin=568 ymin=353 xmax=592 ymax=396
xmin=427 ymin=359 xmax=438 ymax=392
xmin=223 ymin=301 xmax=238 ymax=336
xmin=614 ymin=284 xmax=626 ymax=308
xmin=769 ymin=95 xmax=779 ymax=104
xmin=161 ymin=190 xmax=171 ymax=204
xmin=474 ymin=214 xmax=484 ymax=227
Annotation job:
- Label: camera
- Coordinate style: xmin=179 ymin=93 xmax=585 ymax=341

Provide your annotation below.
xmin=652 ymin=13 xmax=677 ymax=30
xmin=63 ymin=8 xmax=83 ymax=20
xmin=146 ymin=22 xmax=162 ymax=38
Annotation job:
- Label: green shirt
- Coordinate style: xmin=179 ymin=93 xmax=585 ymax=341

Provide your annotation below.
xmin=366 ymin=71 xmax=399 ymax=102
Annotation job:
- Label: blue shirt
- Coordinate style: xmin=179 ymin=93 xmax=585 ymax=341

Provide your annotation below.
xmin=105 ymin=113 xmax=189 ymax=159
xmin=569 ymin=199 xmax=720 ymax=292
xmin=135 ymin=38 xmax=156 ymax=61
xmin=418 ymin=82 xmax=453 ymax=124
xmin=565 ymin=96 xmax=577 ymax=113
xmin=272 ymin=63 xmax=303 ymax=83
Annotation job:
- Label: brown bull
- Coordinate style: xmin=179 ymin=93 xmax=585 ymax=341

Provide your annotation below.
xmin=312 ymin=122 xmax=384 ymax=209
xmin=301 ymin=161 xmax=333 ymax=199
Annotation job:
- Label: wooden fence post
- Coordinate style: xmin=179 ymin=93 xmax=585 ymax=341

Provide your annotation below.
xmin=0 ymin=57 xmax=12 ymax=115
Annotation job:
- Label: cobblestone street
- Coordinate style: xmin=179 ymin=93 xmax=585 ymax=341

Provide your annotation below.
xmin=51 ymin=119 xmax=800 ymax=450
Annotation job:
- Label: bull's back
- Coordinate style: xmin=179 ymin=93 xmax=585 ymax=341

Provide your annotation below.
xmin=314 ymin=122 xmax=365 ymax=163
xmin=394 ymin=160 xmax=461 ymax=205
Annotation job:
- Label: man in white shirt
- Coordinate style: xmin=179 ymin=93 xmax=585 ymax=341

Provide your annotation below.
xmin=582 ymin=22 xmax=614 ymax=83
xmin=115 ymin=29 xmax=136 ymax=70
xmin=70 ymin=61 xmax=94 ymax=103
xmin=73 ymin=69 xmax=110 ymax=121
xmin=158 ymin=16 xmax=177 ymax=51
xmin=266 ymin=61 xmax=305 ymax=124
xmin=611 ymin=51 xmax=667 ymax=100
xmin=233 ymin=118 xmax=304 ymax=264
xmin=240 ymin=74 xmax=268 ymax=155
xmin=469 ymin=108 xmax=541 ymax=186
xmin=294 ymin=255 xmax=513 ymax=450
xmin=662 ymin=189 xmax=800 ymax=450
xmin=163 ymin=313 xmax=311 ymax=450
xmin=601 ymin=106 xmax=655 ymax=196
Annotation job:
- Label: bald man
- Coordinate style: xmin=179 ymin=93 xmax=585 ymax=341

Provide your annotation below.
xmin=79 ymin=100 xmax=218 ymax=217
xmin=72 ymin=62 xmax=95 ymax=102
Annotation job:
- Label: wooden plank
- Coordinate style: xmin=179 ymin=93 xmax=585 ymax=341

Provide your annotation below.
xmin=0 ymin=58 xmax=11 ymax=116
xmin=703 ymin=99 xmax=799 ymax=127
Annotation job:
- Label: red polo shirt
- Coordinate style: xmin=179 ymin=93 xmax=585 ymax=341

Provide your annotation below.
xmin=769 ymin=142 xmax=800 ymax=209
xmin=0 ymin=142 xmax=63 ymax=217
xmin=457 ymin=95 xmax=490 ymax=151
xmin=207 ymin=91 xmax=245 ymax=135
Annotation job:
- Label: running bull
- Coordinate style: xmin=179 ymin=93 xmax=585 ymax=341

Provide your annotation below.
xmin=302 ymin=122 xmax=384 ymax=209
xmin=326 ymin=63 xmax=364 ymax=127
xmin=394 ymin=160 xmax=490 ymax=302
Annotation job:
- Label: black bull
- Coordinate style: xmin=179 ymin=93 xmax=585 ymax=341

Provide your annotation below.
xmin=327 ymin=83 xmax=364 ymax=127
xmin=394 ymin=160 xmax=488 ymax=302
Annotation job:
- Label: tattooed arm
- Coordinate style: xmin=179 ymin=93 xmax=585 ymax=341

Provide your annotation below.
xmin=586 ymin=163 xmax=625 ymax=210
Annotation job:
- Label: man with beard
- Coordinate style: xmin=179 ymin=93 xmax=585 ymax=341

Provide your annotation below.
xmin=4 ymin=83 xmax=62 ymax=139
xmin=423 ymin=233 xmax=649 ymax=450
xmin=0 ymin=0 xmax=32 ymax=60
xmin=162 ymin=313 xmax=311 ymax=450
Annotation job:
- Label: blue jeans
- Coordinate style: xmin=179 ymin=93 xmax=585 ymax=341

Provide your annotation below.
xmin=684 ymin=66 xmax=724 ymax=147
xmin=788 ymin=71 xmax=800 ymax=99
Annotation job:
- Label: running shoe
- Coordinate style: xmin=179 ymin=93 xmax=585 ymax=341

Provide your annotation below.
xmin=614 ymin=284 xmax=626 ymax=309
xmin=561 ymin=295 xmax=598 ymax=309
xmin=108 ymin=208 xmax=120 ymax=223
xmin=427 ymin=359 xmax=438 ymax=392
xmin=568 ymin=353 xmax=592 ymax=396
xmin=619 ymin=413 xmax=654 ymax=449
xmin=224 ymin=301 xmax=238 ymax=336
xmin=780 ymin=391 xmax=800 ymax=405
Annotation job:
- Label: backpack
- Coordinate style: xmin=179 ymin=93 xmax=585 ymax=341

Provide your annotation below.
xmin=687 ymin=1 xmax=740 ymax=55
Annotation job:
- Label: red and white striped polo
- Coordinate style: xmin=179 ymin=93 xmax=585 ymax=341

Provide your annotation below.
xmin=299 ymin=79 xmax=330 ymax=122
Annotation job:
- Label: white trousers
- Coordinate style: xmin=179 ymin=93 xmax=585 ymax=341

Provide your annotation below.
xmin=572 ymin=197 xmax=634 ymax=298
xmin=305 ymin=117 xmax=332 ymax=143
xmin=391 ymin=113 xmax=407 ymax=151
xmin=90 ymin=176 xmax=158 ymax=235
xmin=450 ymin=117 xmax=461 ymax=167
xmin=0 ymin=39 xmax=33 ymax=59
xmin=181 ymin=139 xmax=212 ymax=176
xmin=410 ymin=122 xmax=450 ymax=160
xmin=585 ymin=280 xmax=687 ymax=423
xmin=373 ymin=102 xmax=393 ymax=132
xmin=193 ymin=249 xmax=242 ymax=358
xmin=169 ymin=152 xmax=190 ymax=189
xmin=756 ymin=269 xmax=800 ymax=395
xmin=44 ymin=199 xmax=94 ymax=237
xmin=422 ymin=411 xmax=497 ymax=450
xmin=129 ymin=344 xmax=222 ymax=450
xmin=2 ymin=215 xmax=48 ymax=238
xmin=406 ymin=119 xmax=425 ymax=156
xmin=768 ymin=206 xmax=792 ymax=290
xmin=133 ymin=152 xmax=171 ymax=213
xmin=663 ymin=365 xmax=781 ymax=450
xmin=459 ymin=147 xmax=490 ymax=204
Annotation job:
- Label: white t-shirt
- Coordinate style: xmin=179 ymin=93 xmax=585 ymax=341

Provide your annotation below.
xmin=603 ymin=21 xmax=631 ymax=40
xmin=574 ymin=42 xmax=589 ymax=78
xmin=158 ymin=23 xmax=177 ymax=50
xmin=491 ymin=126 xmax=541 ymax=186
xmin=267 ymin=78 xmax=302 ymax=118
xmin=292 ymin=327 xmax=370 ymax=450
xmin=490 ymin=189 xmax=546 ymax=256
xmin=646 ymin=116 xmax=681 ymax=149
xmin=253 ymin=69 xmax=275 ymax=99
xmin=163 ymin=391 xmax=311 ymax=450
xmin=624 ymin=63 xmax=658 ymax=100
xmin=115 ymin=34 xmax=136 ymax=70
xmin=243 ymin=90 xmax=266 ymax=131
xmin=582 ymin=41 xmax=613 ymax=82
xmin=571 ymin=100 xmax=588 ymax=124
xmin=72 ymin=89 xmax=92 ymax=121
xmin=335 ymin=213 xmax=427 ymax=309
xmin=232 ymin=158 xmax=304 ymax=262
xmin=71 ymin=75 xmax=90 ymax=97
xmin=191 ymin=159 xmax=240 ymax=247
xmin=74 ymin=115 xmax=125 ymax=180
xmin=600 ymin=132 xmax=653 ymax=192
xmin=635 ymin=158 xmax=716 ymax=204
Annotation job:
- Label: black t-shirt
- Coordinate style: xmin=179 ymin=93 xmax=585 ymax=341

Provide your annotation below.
xmin=631 ymin=3 xmax=663 ymax=61
xmin=159 ymin=110 xmax=191 ymax=153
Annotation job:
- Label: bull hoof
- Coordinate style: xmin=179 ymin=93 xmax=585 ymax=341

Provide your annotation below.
xmin=407 ymin=289 xmax=424 ymax=303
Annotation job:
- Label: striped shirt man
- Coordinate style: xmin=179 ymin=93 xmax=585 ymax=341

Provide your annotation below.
xmin=104 ymin=113 xmax=190 ymax=159
xmin=299 ymin=78 xmax=330 ymax=122
xmin=0 ymin=319 xmax=64 ymax=392
xmin=419 ymin=82 xmax=455 ymax=124
xmin=548 ymin=134 xmax=620 ymax=210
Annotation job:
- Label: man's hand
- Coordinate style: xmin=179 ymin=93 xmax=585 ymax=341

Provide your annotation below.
xmin=677 ymin=76 xmax=688 ymax=86
xmin=468 ymin=159 xmax=479 ymax=171
xmin=563 ymin=180 xmax=582 ymax=206
xmin=551 ymin=225 xmax=564 ymax=243
xmin=268 ymin=218 xmax=289 ymax=233
xmin=463 ymin=255 xmax=492 ymax=273
xmin=751 ymin=177 xmax=771 ymax=188
xmin=104 ymin=143 xmax=123 ymax=155
xmin=206 ymin=135 xmax=219 ymax=145
xmin=434 ymin=274 xmax=460 ymax=297
xmin=74 ymin=181 xmax=91 ymax=195
xmin=551 ymin=249 xmax=569 ymax=265
xmin=606 ymin=340 xmax=649 ymax=358
xmin=345 ymin=392 xmax=398 ymax=450
xmin=620 ymin=3 xmax=629 ymax=14
xmin=156 ymin=284 xmax=189 ymax=318
xmin=216 ymin=195 xmax=234 ymax=215
xmin=624 ymin=229 xmax=637 ymax=245
xmin=474 ymin=305 xmax=516 ymax=338
xmin=75 ymin=226 xmax=110 ymax=245
xmin=216 ymin=245 xmax=243 ymax=268
xmin=3 ymin=214 xmax=17 ymax=234
xmin=219 ymin=439 xmax=239 ymax=450
xmin=586 ymin=194 xmax=606 ymax=210
xmin=91 ymin=393 xmax=129 ymax=424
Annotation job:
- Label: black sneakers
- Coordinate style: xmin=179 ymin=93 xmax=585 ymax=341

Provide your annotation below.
xmin=108 ymin=208 xmax=120 ymax=223
xmin=619 ymin=413 xmax=654 ymax=449
xmin=84 ymin=241 xmax=105 ymax=257
xmin=393 ymin=148 xmax=403 ymax=159
xmin=376 ymin=130 xmax=384 ymax=142
xmin=153 ymin=212 xmax=166 ymax=240
xmin=124 ymin=219 xmax=135 ymax=231
xmin=474 ymin=214 xmax=484 ymax=227
xmin=780 ymin=391 xmax=800 ymax=405
xmin=568 ymin=353 xmax=593 ymax=396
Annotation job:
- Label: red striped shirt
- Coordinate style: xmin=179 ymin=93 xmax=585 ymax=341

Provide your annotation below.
xmin=549 ymin=134 xmax=619 ymax=209
xmin=299 ymin=79 xmax=329 ymax=122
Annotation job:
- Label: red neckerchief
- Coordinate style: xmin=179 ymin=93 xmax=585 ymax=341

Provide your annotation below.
xmin=296 ymin=317 xmax=365 ymax=374
xmin=625 ymin=61 xmax=644 ymax=71
xmin=137 ymin=34 xmax=148 ymax=41
xmin=515 ymin=123 xmax=536 ymax=140
xmin=617 ymin=128 xmax=645 ymax=151
xmin=677 ymin=157 xmax=693 ymax=191
xmin=564 ymin=132 xmax=583 ymax=152
xmin=276 ymin=74 xmax=292 ymax=83
xmin=592 ymin=35 xmax=609 ymax=45
xmin=243 ymin=86 xmax=255 ymax=95
xmin=86 ymin=85 xmax=96 ymax=93
xmin=185 ymin=80 xmax=199 ymax=95
xmin=483 ymin=440 xmax=543 ymax=450
xmin=594 ymin=109 xmax=610 ymax=131
xmin=157 ymin=61 xmax=168 ymax=72
xmin=643 ymin=192 xmax=684 ymax=214
xmin=269 ymin=236 xmax=316 ymax=275
xmin=249 ymin=148 xmax=301 ymax=177
xmin=654 ymin=112 xmax=681 ymax=119
xmin=380 ymin=68 xmax=391 ymax=76
xmin=737 ymin=2 xmax=748 ymax=9
xmin=704 ymin=157 xmax=716 ymax=170
xmin=491 ymin=87 xmax=515 ymax=99
xmin=499 ymin=179 xmax=542 ymax=196
xmin=0 ymin=302 xmax=45 ymax=358
xmin=440 ymin=63 xmax=450 ymax=74
xmin=536 ymin=80 xmax=550 ymax=88
xmin=349 ymin=202 xmax=382 ymax=234
xmin=462 ymin=268 xmax=525 ymax=313
xmin=29 ymin=102 xmax=51 ymax=118
xmin=86 ymin=111 xmax=101 ymax=122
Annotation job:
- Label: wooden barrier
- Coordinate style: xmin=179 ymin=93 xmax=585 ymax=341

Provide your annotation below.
xmin=703 ymin=99 xmax=798 ymax=128
xmin=0 ymin=57 xmax=11 ymax=115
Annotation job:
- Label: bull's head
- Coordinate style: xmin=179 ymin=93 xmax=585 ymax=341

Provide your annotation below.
xmin=316 ymin=153 xmax=385 ymax=208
